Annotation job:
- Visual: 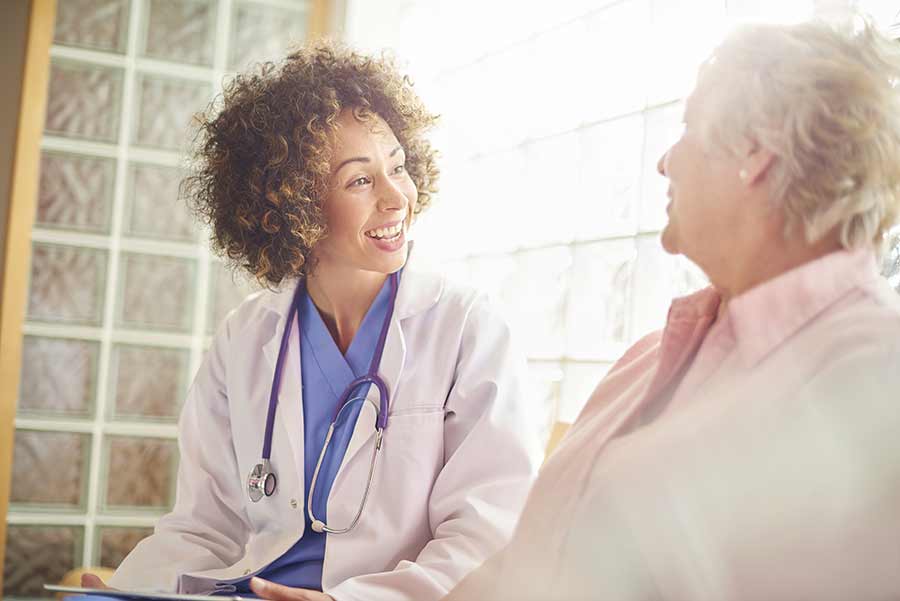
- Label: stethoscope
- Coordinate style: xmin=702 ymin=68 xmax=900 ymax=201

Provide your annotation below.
xmin=247 ymin=270 xmax=399 ymax=536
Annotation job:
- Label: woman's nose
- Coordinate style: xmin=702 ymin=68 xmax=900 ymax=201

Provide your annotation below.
xmin=657 ymin=150 xmax=668 ymax=177
xmin=378 ymin=177 xmax=408 ymax=211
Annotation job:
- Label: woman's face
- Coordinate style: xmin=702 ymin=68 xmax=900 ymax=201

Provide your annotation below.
xmin=657 ymin=84 xmax=745 ymax=269
xmin=313 ymin=108 xmax=417 ymax=277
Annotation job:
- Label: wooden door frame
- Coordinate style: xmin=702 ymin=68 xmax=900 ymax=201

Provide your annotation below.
xmin=0 ymin=0 xmax=56 ymax=594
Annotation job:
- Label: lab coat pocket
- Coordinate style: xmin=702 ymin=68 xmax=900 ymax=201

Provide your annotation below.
xmin=383 ymin=408 xmax=444 ymax=475
xmin=381 ymin=407 xmax=445 ymax=492
xmin=325 ymin=409 xmax=444 ymax=549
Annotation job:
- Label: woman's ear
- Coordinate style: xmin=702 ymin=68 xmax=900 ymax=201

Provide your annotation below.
xmin=740 ymin=142 xmax=775 ymax=186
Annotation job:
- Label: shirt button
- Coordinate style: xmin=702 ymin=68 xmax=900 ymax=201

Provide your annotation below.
xmin=290 ymin=498 xmax=298 ymax=509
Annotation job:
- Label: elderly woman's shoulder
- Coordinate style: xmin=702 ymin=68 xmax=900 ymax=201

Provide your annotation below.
xmin=818 ymin=278 xmax=900 ymax=350
xmin=801 ymin=279 xmax=900 ymax=387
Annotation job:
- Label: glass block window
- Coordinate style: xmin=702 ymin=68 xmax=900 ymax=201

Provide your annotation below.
xmin=27 ymin=243 xmax=108 ymax=326
xmin=8 ymin=0 xmax=308 ymax=592
xmin=53 ymin=0 xmax=129 ymax=53
xmin=2 ymin=526 xmax=83 ymax=599
xmin=37 ymin=151 xmax=115 ymax=234
xmin=131 ymin=74 xmax=211 ymax=151
xmin=19 ymin=337 xmax=100 ymax=419
xmin=342 ymin=0 xmax=899 ymax=447
xmin=109 ymin=344 xmax=190 ymax=422
xmin=141 ymin=0 xmax=217 ymax=67
xmin=9 ymin=431 xmax=91 ymax=510
xmin=45 ymin=60 xmax=124 ymax=143
xmin=116 ymin=253 xmax=196 ymax=333
xmin=102 ymin=437 xmax=178 ymax=512
xmin=95 ymin=527 xmax=154 ymax=568
xmin=230 ymin=1 xmax=310 ymax=70
xmin=123 ymin=163 xmax=196 ymax=242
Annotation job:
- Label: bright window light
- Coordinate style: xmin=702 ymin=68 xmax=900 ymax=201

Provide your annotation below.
xmin=343 ymin=0 xmax=893 ymax=427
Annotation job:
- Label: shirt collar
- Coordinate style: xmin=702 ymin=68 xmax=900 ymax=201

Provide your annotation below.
xmin=727 ymin=248 xmax=880 ymax=368
xmin=646 ymin=285 xmax=721 ymax=400
xmin=666 ymin=285 xmax=721 ymax=325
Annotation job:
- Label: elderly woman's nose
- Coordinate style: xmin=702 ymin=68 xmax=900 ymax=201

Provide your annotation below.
xmin=657 ymin=151 xmax=668 ymax=176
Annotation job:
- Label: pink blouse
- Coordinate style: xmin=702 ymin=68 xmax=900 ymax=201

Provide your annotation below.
xmin=444 ymin=249 xmax=900 ymax=601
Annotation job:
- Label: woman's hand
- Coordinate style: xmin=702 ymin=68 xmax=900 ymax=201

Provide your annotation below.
xmin=250 ymin=577 xmax=334 ymax=601
xmin=80 ymin=573 xmax=111 ymax=589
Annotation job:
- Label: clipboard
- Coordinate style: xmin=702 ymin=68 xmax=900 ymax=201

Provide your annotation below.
xmin=44 ymin=585 xmax=247 ymax=601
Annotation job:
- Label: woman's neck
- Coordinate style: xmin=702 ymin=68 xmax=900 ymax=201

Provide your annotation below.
xmin=710 ymin=231 xmax=843 ymax=322
xmin=306 ymin=264 xmax=388 ymax=355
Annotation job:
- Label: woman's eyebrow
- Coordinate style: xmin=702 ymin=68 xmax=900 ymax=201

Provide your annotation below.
xmin=334 ymin=156 xmax=370 ymax=174
xmin=334 ymin=146 xmax=403 ymax=175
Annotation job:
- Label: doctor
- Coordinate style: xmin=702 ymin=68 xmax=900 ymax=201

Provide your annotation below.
xmin=83 ymin=42 xmax=541 ymax=601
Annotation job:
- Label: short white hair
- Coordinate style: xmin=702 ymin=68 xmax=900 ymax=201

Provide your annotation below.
xmin=697 ymin=18 xmax=900 ymax=251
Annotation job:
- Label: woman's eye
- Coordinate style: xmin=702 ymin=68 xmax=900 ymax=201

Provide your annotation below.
xmin=349 ymin=176 xmax=371 ymax=188
xmin=392 ymin=164 xmax=406 ymax=174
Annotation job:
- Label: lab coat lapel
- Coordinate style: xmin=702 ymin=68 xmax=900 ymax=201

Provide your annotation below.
xmin=324 ymin=265 xmax=441 ymax=495
xmin=261 ymin=288 xmax=305 ymax=489
xmin=336 ymin=317 xmax=406 ymax=476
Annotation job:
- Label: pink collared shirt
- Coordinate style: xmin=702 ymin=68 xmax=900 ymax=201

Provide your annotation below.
xmin=444 ymin=249 xmax=900 ymax=601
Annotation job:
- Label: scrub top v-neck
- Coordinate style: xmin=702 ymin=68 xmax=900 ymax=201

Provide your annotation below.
xmin=232 ymin=277 xmax=393 ymax=593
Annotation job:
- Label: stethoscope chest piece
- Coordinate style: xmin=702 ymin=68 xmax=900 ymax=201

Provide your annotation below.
xmin=248 ymin=459 xmax=276 ymax=502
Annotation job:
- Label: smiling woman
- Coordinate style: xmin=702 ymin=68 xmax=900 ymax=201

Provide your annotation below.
xmin=306 ymin=108 xmax=420 ymax=352
xmin=183 ymin=44 xmax=439 ymax=288
xmin=79 ymin=42 xmax=541 ymax=601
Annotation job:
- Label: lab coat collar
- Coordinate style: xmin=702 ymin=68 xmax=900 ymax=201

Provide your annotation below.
xmin=257 ymin=264 xmax=444 ymax=324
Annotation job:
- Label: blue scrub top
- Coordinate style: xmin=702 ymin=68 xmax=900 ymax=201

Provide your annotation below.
xmin=229 ymin=277 xmax=392 ymax=594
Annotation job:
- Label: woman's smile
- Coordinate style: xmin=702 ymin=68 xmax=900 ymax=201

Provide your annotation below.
xmin=365 ymin=223 xmax=406 ymax=252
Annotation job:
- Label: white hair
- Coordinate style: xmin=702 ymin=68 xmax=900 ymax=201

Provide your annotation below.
xmin=697 ymin=18 xmax=900 ymax=251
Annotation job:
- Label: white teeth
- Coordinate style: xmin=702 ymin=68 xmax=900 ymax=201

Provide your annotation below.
xmin=367 ymin=223 xmax=403 ymax=239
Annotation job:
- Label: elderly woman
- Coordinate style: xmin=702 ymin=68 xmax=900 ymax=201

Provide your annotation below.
xmin=81 ymin=43 xmax=541 ymax=601
xmin=443 ymin=18 xmax=900 ymax=601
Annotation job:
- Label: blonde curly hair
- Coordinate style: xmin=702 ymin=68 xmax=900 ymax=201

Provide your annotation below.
xmin=696 ymin=18 xmax=900 ymax=251
xmin=183 ymin=41 xmax=439 ymax=287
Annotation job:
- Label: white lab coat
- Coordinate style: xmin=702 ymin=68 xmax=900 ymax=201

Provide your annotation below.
xmin=109 ymin=265 xmax=542 ymax=601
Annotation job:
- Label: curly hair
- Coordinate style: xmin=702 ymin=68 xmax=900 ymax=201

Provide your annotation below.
xmin=183 ymin=42 xmax=440 ymax=287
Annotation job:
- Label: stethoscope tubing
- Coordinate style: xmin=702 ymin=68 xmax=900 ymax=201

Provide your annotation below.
xmin=262 ymin=272 xmax=396 ymax=461
xmin=261 ymin=280 xmax=306 ymax=461
xmin=307 ymin=397 xmax=385 ymax=534
xmin=248 ymin=271 xmax=400 ymax=535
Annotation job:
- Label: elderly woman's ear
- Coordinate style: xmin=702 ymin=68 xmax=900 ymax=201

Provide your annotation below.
xmin=738 ymin=143 xmax=775 ymax=187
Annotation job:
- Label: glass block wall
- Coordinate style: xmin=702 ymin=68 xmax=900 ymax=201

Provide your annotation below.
xmin=4 ymin=1 xmax=312 ymax=598
xmin=343 ymin=0 xmax=899 ymax=438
